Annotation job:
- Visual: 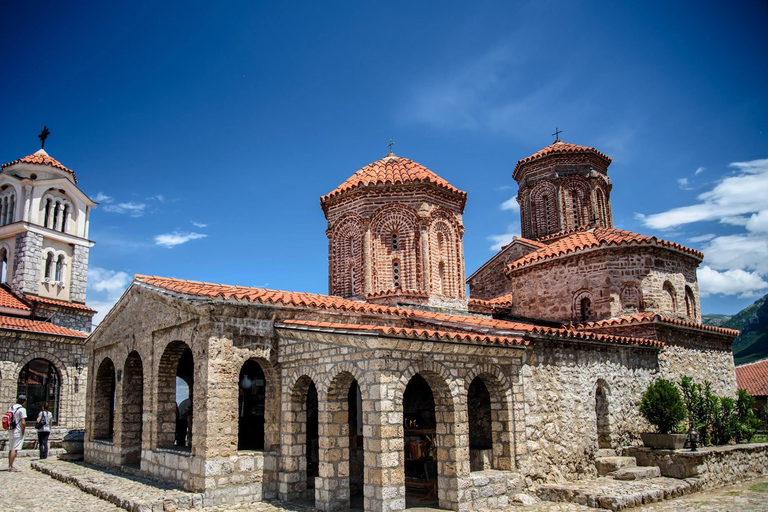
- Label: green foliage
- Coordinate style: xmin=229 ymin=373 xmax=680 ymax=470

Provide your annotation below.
xmin=639 ymin=379 xmax=686 ymax=434
xmin=708 ymin=292 xmax=768 ymax=365
xmin=735 ymin=389 xmax=763 ymax=443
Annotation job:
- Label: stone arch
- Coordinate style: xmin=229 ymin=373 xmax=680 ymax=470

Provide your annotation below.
xmin=573 ymin=289 xmax=593 ymax=322
xmin=464 ymin=367 xmax=514 ymax=471
xmin=156 ymin=340 xmax=194 ymax=450
xmin=663 ymin=281 xmax=677 ymax=314
xmin=594 ymin=379 xmax=611 ymax=449
xmin=397 ymin=364 xmax=460 ymax=510
xmin=561 ymin=178 xmax=592 ymax=230
xmin=16 ymin=356 xmax=64 ymax=428
xmin=370 ymin=204 xmax=420 ymax=292
xmin=282 ymin=374 xmax=319 ymax=504
xmin=684 ymin=285 xmax=697 ymax=320
xmin=330 ymin=214 xmax=364 ymax=298
xmin=530 ymin=180 xmax=559 ymax=238
xmin=429 ymin=213 xmax=460 ymax=298
xmin=236 ymin=356 xmax=280 ymax=451
xmin=620 ymin=282 xmax=643 ymax=312
xmin=93 ymin=357 xmax=116 ymax=440
xmin=120 ymin=351 xmax=143 ymax=465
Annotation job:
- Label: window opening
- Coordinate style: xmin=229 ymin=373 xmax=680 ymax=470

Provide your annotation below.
xmin=580 ymin=297 xmax=592 ymax=322
xmin=391 ymin=232 xmax=399 ymax=251
xmin=468 ymin=377 xmax=493 ymax=471
xmin=55 ymin=255 xmax=64 ymax=282
xmin=44 ymin=253 xmax=54 ymax=280
xmin=0 ymin=248 xmax=7 ymax=283
xmin=393 ymin=261 xmax=400 ymax=288
xmin=238 ymin=360 xmax=266 ymax=450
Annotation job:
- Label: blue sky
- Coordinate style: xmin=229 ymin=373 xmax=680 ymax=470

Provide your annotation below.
xmin=1 ymin=1 xmax=766 ymax=322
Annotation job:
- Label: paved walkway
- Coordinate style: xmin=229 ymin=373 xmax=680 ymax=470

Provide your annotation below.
xmin=2 ymin=456 xmax=768 ymax=511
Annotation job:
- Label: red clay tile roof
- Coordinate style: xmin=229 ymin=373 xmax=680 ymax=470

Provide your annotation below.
xmin=0 ymin=287 xmax=30 ymax=312
xmin=0 ymin=316 xmax=86 ymax=338
xmin=278 ymin=320 xmax=528 ymax=347
xmin=24 ymin=294 xmax=96 ymax=313
xmin=510 ymin=237 xmax=548 ymax=249
xmin=513 ymin=140 xmax=612 ymax=179
xmin=2 ymin=149 xmax=78 ymax=183
xmin=529 ymin=324 xmax=664 ymax=348
xmin=568 ymin=312 xmax=740 ymax=337
xmin=135 ymin=275 xmax=662 ymax=349
xmin=366 ymin=289 xmax=429 ymax=299
xmin=736 ymin=359 xmax=768 ymax=397
xmin=320 ymin=154 xmax=466 ymax=207
xmin=505 ymin=228 xmax=704 ymax=274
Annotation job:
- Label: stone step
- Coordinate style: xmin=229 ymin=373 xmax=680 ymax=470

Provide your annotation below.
xmin=536 ymin=476 xmax=703 ymax=511
xmin=0 ymin=448 xmax=65 ymax=458
xmin=597 ymin=448 xmax=616 ymax=458
xmin=595 ymin=456 xmax=636 ymax=476
xmin=611 ymin=466 xmax=661 ymax=481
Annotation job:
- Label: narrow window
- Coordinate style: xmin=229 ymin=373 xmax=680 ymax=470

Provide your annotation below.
xmin=43 ymin=198 xmax=51 ymax=228
xmin=391 ymin=232 xmax=399 ymax=251
xmin=349 ymin=264 xmax=355 ymax=296
xmin=393 ymin=261 xmax=400 ymax=288
xmin=0 ymin=248 xmax=7 ymax=283
xmin=1 ymin=197 xmax=6 ymax=226
xmin=44 ymin=253 xmax=54 ymax=280
xmin=8 ymin=194 xmax=14 ymax=224
xmin=55 ymin=255 xmax=64 ymax=282
xmin=571 ymin=191 xmax=580 ymax=228
xmin=438 ymin=261 xmax=446 ymax=295
xmin=437 ymin=232 xmax=444 ymax=253
xmin=543 ymin=195 xmax=551 ymax=233
xmin=580 ymin=297 xmax=592 ymax=321
xmin=61 ymin=204 xmax=69 ymax=233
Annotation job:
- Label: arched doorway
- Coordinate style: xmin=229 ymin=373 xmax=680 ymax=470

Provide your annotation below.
xmin=93 ymin=358 xmax=116 ymax=440
xmin=121 ymin=351 xmax=143 ymax=465
xmin=348 ymin=379 xmax=363 ymax=507
xmin=468 ymin=377 xmax=492 ymax=471
xmin=595 ymin=380 xmax=611 ymax=449
xmin=157 ymin=341 xmax=194 ymax=449
xmin=306 ymin=382 xmax=319 ymax=500
xmin=238 ymin=359 xmax=266 ymax=450
xmin=403 ymin=374 xmax=438 ymax=507
xmin=17 ymin=358 xmax=61 ymax=427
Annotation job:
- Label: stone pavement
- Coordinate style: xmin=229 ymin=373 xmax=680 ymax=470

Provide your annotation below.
xmin=3 ymin=456 xmax=768 ymax=512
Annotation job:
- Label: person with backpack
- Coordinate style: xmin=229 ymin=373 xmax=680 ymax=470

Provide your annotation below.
xmin=6 ymin=395 xmax=27 ymax=472
xmin=35 ymin=402 xmax=52 ymax=459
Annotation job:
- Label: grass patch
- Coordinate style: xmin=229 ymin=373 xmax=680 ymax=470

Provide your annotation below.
xmin=749 ymin=482 xmax=768 ymax=493
xmin=750 ymin=434 xmax=768 ymax=443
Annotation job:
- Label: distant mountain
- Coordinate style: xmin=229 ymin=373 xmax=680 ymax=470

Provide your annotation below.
xmin=703 ymin=294 xmax=768 ymax=365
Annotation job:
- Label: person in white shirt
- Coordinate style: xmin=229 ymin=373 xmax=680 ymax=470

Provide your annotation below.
xmin=7 ymin=394 xmax=27 ymax=472
xmin=35 ymin=402 xmax=53 ymax=459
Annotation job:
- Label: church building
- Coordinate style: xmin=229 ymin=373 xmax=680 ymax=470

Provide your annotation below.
xmin=83 ymin=140 xmax=738 ymax=511
xmin=0 ymin=138 xmax=97 ymax=452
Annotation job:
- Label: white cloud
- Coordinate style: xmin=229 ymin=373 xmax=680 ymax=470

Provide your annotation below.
xmin=677 ymin=178 xmax=692 ymax=190
xmin=94 ymin=192 xmax=113 ymax=203
xmin=501 ymin=196 xmax=520 ymax=211
xmin=687 ymin=234 xmax=715 ymax=243
xmin=700 ymin=233 xmax=768 ymax=275
xmin=639 ymin=158 xmax=768 ymax=230
xmin=695 ymin=167 xmax=705 ymax=175
xmin=87 ymin=267 xmax=132 ymax=325
xmin=746 ymin=210 xmax=768 ymax=234
xmin=103 ymin=202 xmax=146 ymax=217
xmin=148 ymin=194 xmax=165 ymax=202
xmin=154 ymin=231 xmax=207 ymax=248
xmin=488 ymin=229 xmax=519 ymax=251
xmin=698 ymin=266 xmax=768 ymax=299
xmin=191 ymin=221 xmax=208 ymax=228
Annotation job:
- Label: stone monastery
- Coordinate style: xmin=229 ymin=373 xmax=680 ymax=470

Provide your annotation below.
xmin=84 ymin=140 xmax=739 ymax=511
xmin=0 ymin=147 xmax=96 ymax=453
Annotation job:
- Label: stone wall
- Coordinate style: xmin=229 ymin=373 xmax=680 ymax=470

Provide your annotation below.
xmin=467 ymin=241 xmax=536 ymax=301
xmin=36 ymin=304 xmax=93 ymax=334
xmin=520 ymin=341 xmax=659 ymax=485
xmin=70 ymin=244 xmax=89 ymax=303
xmin=456 ymin=470 xmax=523 ymax=511
xmin=11 ymin=231 xmax=42 ymax=296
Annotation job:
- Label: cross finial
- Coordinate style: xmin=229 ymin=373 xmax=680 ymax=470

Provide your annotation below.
xmin=38 ymin=126 xmax=51 ymax=149
xmin=552 ymin=127 xmax=562 ymax=142
xmin=387 ymin=138 xmax=395 ymax=154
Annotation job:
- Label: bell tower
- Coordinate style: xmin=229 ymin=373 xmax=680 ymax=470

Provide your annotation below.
xmin=514 ymin=139 xmax=613 ymax=240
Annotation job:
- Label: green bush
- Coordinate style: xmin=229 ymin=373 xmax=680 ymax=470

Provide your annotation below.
xmin=736 ymin=389 xmax=763 ymax=443
xmin=639 ymin=379 xmax=686 ymax=434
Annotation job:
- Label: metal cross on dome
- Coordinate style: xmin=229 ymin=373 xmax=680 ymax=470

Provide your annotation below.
xmin=552 ymin=127 xmax=562 ymax=142
xmin=387 ymin=139 xmax=395 ymax=154
xmin=38 ymin=126 xmax=51 ymax=149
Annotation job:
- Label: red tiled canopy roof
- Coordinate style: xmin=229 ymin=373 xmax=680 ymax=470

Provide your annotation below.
xmin=0 ymin=316 xmax=86 ymax=338
xmin=736 ymin=359 xmax=768 ymax=397
xmin=24 ymin=294 xmax=96 ymax=313
xmin=2 ymin=149 xmax=78 ymax=183
xmin=513 ymin=140 xmax=612 ymax=179
xmin=320 ymin=154 xmax=466 ymax=207
xmin=505 ymin=228 xmax=704 ymax=274
xmin=569 ymin=312 xmax=740 ymax=337
xmin=0 ymin=287 xmax=31 ymax=312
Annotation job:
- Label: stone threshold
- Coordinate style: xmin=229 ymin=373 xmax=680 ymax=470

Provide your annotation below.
xmin=32 ymin=458 xmax=205 ymax=512
xmin=535 ymin=476 xmax=703 ymax=511
xmin=1 ymin=448 xmax=65 ymax=458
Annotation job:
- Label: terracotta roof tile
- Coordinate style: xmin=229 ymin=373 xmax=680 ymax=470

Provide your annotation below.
xmin=568 ymin=312 xmax=740 ymax=337
xmin=0 ymin=316 xmax=86 ymax=338
xmin=736 ymin=359 xmax=768 ymax=397
xmin=505 ymin=228 xmax=704 ymax=274
xmin=2 ymin=149 xmax=78 ymax=183
xmin=0 ymin=287 xmax=30 ymax=312
xmin=513 ymin=140 xmax=612 ymax=179
xmin=24 ymin=294 xmax=96 ymax=312
xmin=320 ymin=155 xmax=466 ymax=206
xmin=277 ymin=319 xmax=528 ymax=347
xmin=530 ymin=325 xmax=664 ymax=348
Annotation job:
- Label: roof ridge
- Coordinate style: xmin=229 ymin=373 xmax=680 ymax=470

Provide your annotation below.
xmin=736 ymin=358 xmax=768 ymax=368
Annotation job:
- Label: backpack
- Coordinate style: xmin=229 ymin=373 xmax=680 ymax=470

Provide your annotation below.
xmin=2 ymin=406 xmax=18 ymax=430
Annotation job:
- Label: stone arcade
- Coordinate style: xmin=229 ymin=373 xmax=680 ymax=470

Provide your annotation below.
xmin=84 ymin=141 xmax=738 ymax=511
xmin=0 ymin=147 xmax=97 ymax=452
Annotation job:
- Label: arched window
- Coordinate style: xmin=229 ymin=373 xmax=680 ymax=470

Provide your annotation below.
xmin=581 ymin=297 xmax=592 ymax=321
xmin=596 ymin=189 xmax=607 ymax=227
xmin=93 ymin=358 xmax=116 ymax=440
xmin=17 ymin=359 xmax=60 ymax=426
xmin=663 ymin=281 xmax=677 ymax=313
xmin=349 ymin=265 xmax=355 ymax=296
xmin=620 ymin=283 xmax=642 ymax=312
xmin=238 ymin=360 xmax=266 ymax=450
xmin=685 ymin=286 xmax=696 ymax=319
xmin=55 ymin=255 xmax=64 ymax=282
xmin=0 ymin=191 xmax=16 ymax=226
xmin=468 ymin=377 xmax=492 ymax=471
xmin=0 ymin=247 xmax=7 ymax=283
xmin=437 ymin=231 xmax=444 ymax=253
xmin=571 ymin=190 xmax=580 ymax=227
xmin=44 ymin=252 xmax=54 ymax=280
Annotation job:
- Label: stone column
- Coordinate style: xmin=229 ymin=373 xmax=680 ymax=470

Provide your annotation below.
xmin=315 ymin=391 xmax=351 ymax=512
xmin=363 ymin=222 xmax=372 ymax=295
xmin=419 ymin=220 xmax=431 ymax=294
xmin=363 ymin=370 xmax=405 ymax=512
xmin=278 ymin=377 xmax=313 ymax=502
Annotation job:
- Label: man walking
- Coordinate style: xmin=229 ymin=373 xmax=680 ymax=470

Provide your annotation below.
xmin=7 ymin=394 xmax=27 ymax=472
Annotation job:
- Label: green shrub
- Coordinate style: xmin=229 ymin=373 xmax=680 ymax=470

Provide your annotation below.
xmin=639 ymin=379 xmax=686 ymax=434
xmin=736 ymin=389 xmax=763 ymax=443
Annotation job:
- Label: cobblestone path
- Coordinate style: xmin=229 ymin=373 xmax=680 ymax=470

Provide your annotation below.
xmin=3 ymin=455 xmax=768 ymax=512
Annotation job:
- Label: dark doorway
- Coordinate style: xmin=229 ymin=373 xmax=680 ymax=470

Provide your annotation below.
xmin=306 ymin=382 xmax=319 ymax=494
xmin=348 ymin=379 xmax=364 ymax=508
xmin=596 ymin=381 xmax=610 ymax=449
xmin=468 ymin=377 xmax=493 ymax=471
xmin=238 ymin=360 xmax=266 ymax=450
xmin=17 ymin=359 xmax=61 ymax=427
xmin=403 ymin=374 xmax=438 ymax=508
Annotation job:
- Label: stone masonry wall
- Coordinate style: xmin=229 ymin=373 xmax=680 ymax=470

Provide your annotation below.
xmin=36 ymin=304 xmax=94 ymax=334
xmin=520 ymin=341 xmax=659 ymax=485
xmin=11 ymin=231 xmax=42 ymax=296
xmin=70 ymin=244 xmax=89 ymax=303
xmin=468 ymin=242 xmax=537 ymax=301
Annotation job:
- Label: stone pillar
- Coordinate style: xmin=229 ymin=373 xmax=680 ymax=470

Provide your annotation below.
xmin=11 ymin=231 xmax=42 ymax=296
xmin=363 ymin=224 xmax=372 ymax=295
xmin=70 ymin=244 xmax=90 ymax=303
xmin=419 ymin=221 xmax=430 ymax=294
xmin=315 ymin=392 xmax=350 ymax=512
xmin=363 ymin=371 xmax=405 ymax=512
xmin=278 ymin=377 xmax=313 ymax=502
